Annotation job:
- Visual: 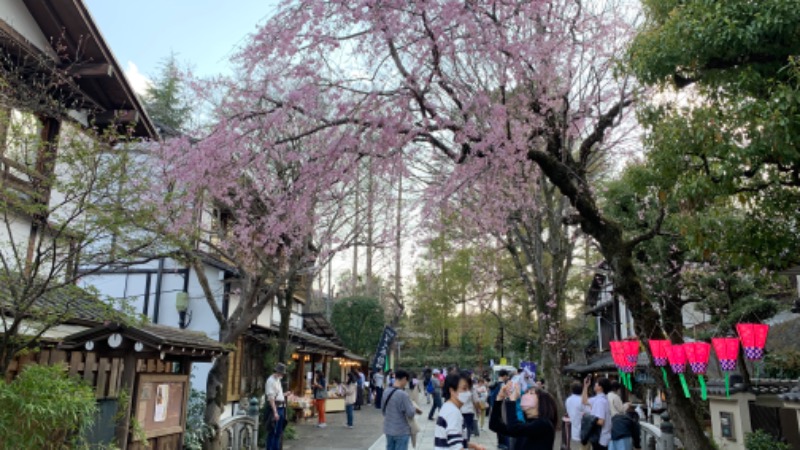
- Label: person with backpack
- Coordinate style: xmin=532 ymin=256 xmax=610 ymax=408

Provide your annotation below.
xmin=428 ymin=368 xmax=444 ymax=420
xmin=423 ymin=367 xmax=433 ymax=405
xmin=382 ymin=369 xmax=421 ymax=450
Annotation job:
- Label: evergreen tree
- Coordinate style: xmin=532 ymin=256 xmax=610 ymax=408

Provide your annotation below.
xmin=143 ymin=54 xmax=191 ymax=131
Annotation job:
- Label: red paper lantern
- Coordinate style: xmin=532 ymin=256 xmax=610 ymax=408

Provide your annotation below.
xmin=609 ymin=341 xmax=626 ymax=368
xmin=684 ymin=342 xmax=711 ymax=375
xmin=667 ymin=344 xmax=691 ymax=398
xmin=622 ymin=340 xmax=640 ymax=373
xmin=712 ymin=337 xmax=740 ymax=398
xmin=712 ymin=338 xmax=740 ymax=372
xmin=736 ymin=323 xmax=769 ymax=361
xmin=666 ymin=344 xmax=687 ymax=373
xmin=648 ymin=340 xmax=671 ymax=367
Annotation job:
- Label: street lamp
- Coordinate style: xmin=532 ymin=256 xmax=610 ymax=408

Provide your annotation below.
xmin=176 ymin=291 xmax=192 ymax=329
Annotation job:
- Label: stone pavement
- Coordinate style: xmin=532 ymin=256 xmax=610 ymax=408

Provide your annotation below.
xmin=283 ymin=402 xmax=561 ymax=450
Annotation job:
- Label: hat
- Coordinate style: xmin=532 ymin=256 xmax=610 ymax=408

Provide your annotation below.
xmin=432 ymin=369 xmax=440 ymax=375
xmin=520 ymin=392 xmax=538 ymax=410
xmin=274 ymin=363 xmax=287 ymax=374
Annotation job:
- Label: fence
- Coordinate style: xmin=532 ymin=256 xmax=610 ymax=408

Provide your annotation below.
xmin=640 ymin=413 xmax=684 ymax=450
xmin=220 ymin=397 xmax=260 ymax=450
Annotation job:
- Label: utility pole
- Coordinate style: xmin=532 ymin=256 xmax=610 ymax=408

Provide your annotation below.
xmin=394 ymin=173 xmax=402 ymax=316
xmin=352 ymin=162 xmax=360 ymax=295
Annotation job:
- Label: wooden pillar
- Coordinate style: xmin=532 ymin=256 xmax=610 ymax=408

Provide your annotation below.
xmin=115 ymin=353 xmax=137 ymax=450
xmin=24 ymin=116 xmax=60 ymax=274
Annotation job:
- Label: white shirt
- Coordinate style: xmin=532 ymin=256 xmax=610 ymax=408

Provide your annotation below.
xmin=608 ymin=391 xmax=624 ymax=417
xmin=565 ymin=394 xmax=588 ymax=441
xmin=266 ymin=374 xmax=285 ymax=402
xmin=435 ymin=401 xmax=467 ymax=450
xmin=589 ymin=393 xmax=612 ymax=446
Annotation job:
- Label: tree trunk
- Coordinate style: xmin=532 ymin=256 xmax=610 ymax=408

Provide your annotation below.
xmin=202 ymin=353 xmax=229 ymax=450
xmin=278 ymin=282 xmax=296 ymax=364
xmin=529 ymin=149 xmax=715 ymax=450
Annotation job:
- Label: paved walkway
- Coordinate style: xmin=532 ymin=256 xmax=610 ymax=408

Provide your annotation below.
xmin=283 ymin=402 xmax=561 ymax=450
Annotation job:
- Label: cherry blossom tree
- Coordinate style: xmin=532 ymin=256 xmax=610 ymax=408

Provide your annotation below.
xmin=227 ymin=1 xmax=715 ymax=446
xmin=143 ymin=83 xmax=387 ymax=446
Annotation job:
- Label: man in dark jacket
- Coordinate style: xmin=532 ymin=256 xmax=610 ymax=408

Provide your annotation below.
xmin=609 ymin=404 xmax=641 ymax=450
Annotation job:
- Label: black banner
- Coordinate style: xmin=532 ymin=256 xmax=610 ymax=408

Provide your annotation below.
xmin=371 ymin=326 xmax=397 ymax=371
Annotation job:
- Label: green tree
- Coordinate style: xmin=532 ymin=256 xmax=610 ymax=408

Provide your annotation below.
xmin=143 ymin=54 xmax=192 ymax=131
xmin=330 ymin=296 xmax=385 ymax=357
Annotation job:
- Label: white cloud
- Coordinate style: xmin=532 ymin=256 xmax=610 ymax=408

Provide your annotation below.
xmin=123 ymin=61 xmax=152 ymax=96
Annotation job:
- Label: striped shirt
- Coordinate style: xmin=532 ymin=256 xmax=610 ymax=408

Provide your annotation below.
xmin=435 ymin=402 xmax=467 ymax=449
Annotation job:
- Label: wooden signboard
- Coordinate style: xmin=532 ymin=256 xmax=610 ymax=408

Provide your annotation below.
xmin=134 ymin=374 xmax=188 ymax=440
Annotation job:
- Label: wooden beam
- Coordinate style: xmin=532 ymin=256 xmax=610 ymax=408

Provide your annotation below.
xmin=116 ymin=352 xmax=137 ymax=450
xmin=94 ymin=110 xmax=140 ymax=125
xmin=66 ymin=63 xmax=113 ymax=78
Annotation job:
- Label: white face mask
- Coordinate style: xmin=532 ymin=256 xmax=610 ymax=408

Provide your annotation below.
xmin=457 ymin=391 xmax=472 ymax=404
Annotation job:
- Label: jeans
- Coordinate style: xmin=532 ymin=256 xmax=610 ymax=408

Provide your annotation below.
xmin=265 ymin=407 xmax=285 ymax=450
xmin=345 ymin=403 xmax=354 ymax=426
xmin=375 ymin=387 xmax=384 ymax=408
xmin=608 ymin=437 xmax=633 ymax=450
xmin=386 ymin=434 xmax=411 ymax=450
xmin=463 ymin=413 xmax=475 ymax=441
xmin=428 ymin=393 xmax=442 ymax=419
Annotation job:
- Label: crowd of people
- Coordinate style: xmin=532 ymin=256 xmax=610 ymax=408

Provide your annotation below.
xmin=263 ymin=362 xmax=643 ymax=450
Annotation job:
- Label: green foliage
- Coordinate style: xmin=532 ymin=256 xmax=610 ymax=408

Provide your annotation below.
xmin=143 ymin=54 xmax=192 ymax=131
xmin=745 ymin=429 xmax=790 ymax=450
xmin=330 ymin=296 xmax=385 ymax=357
xmin=0 ymin=364 xmax=97 ymax=449
xmin=183 ymin=389 xmax=213 ymax=450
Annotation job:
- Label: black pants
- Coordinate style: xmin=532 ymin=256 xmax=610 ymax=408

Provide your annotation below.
xmin=591 ymin=443 xmax=608 ymax=450
xmin=428 ymin=393 xmax=442 ymax=419
xmin=374 ymin=387 xmax=384 ymax=408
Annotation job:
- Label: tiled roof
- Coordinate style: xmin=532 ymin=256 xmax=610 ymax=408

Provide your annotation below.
xmin=0 ymin=282 xmax=129 ymax=325
xmin=705 ymin=378 xmax=800 ymax=397
xmin=60 ymin=322 xmax=229 ymax=360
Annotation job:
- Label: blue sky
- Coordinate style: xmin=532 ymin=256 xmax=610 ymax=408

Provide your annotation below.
xmin=84 ymin=0 xmax=279 ymax=91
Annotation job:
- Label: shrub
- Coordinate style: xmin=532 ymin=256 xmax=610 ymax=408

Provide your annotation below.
xmin=745 ymin=429 xmax=790 ymax=450
xmin=0 ymin=364 xmax=97 ymax=449
xmin=183 ymin=389 xmax=213 ymax=450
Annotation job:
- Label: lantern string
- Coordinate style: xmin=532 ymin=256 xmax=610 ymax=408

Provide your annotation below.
xmin=661 ymin=367 xmax=669 ymax=390
xmin=699 ymin=375 xmax=707 ymax=401
xmin=679 ymin=373 xmax=690 ymax=398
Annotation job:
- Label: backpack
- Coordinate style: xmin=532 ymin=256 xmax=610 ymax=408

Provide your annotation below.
xmin=426 ymin=380 xmax=434 ymax=394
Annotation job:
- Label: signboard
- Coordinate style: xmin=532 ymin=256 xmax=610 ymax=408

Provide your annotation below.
xmin=371 ymin=326 xmax=397 ymax=371
xmin=135 ymin=374 xmax=188 ymax=440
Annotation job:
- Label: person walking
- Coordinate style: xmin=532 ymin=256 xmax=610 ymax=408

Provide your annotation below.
xmin=374 ymin=370 xmax=386 ymax=409
xmin=488 ymin=369 xmax=511 ymax=450
xmin=344 ymin=372 xmax=358 ymax=428
xmin=609 ymin=403 xmax=641 ymax=450
xmin=265 ymin=363 xmax=288 ymax=450
xmin=474 ymin=377 xmax=489 ymax=433
xmin=428 ymin=369 xmax=444 ymax=421
xmin=459 ymin=377 xmax=479 ymax=441
xmin=354 ymin=368 xmax=365 ymax=410
xmin=566 ymin=381 xmax=590 ymax=450
xmin=434 ymin=371 xmax=486 ymax=450
xmin=312 ymin=369 xmax=328 ymax=428
xmin=382 ymin=369 xmax=420 ymax=450
xmin=489 ymin=383 xmax=558 ymax=450
xmin=582 ymin=376 xmax=612 ymax=450
xmin=423 ymin=367 xmax=433 ymax=405
xmin=408 ymin=372 xmax=422 ymax=406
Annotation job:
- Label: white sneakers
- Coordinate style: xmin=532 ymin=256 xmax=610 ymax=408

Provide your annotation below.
xmin=317 ymin=423 xmax=327 ymax=428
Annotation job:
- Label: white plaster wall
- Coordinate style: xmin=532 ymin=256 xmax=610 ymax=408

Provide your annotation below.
xmin=82 ymin=258 xmax=226 ymax=393
xmin=0 ymin=0 xmax=53 ymax=54
xmin=708 ymin=394 xmax=753 ymax=450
